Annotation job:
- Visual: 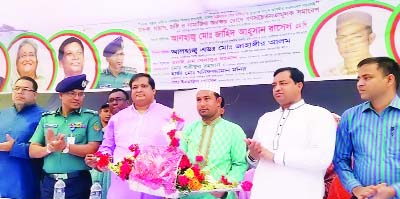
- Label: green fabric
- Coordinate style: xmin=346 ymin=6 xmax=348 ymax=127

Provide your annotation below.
xmin=30 ymin=108 xmax=103 ymax=173
xmin=180 ymin=117 xmax=248 ymax=199
xmin=96 ymin=67 xmax=135 ymax=88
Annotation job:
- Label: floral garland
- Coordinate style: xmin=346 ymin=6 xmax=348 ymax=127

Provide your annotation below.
xmin=94 ymin=110 xmax=252 ymax=195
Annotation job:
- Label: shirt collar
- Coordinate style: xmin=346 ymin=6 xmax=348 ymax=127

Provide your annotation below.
xmin=280 ymin=99 xmax=305 ymax=111
xmin=55 ymin=107 xmax=82 ymax=115
xmin=201 ymin=116 xmax=222 ymax=126
xmin=13 ymin=103 xmax=37 ymax=113
xmin=362 ymin=95 xmax=400 ymax=112
xmin=131 ymin=100 xmax=156 ymax=113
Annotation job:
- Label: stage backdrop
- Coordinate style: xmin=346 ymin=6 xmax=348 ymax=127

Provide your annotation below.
xmin=1 ymin=0 xmax=400 ymax=92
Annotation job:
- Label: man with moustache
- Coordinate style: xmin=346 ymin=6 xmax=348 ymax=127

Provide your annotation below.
xmin=97 ymin=36 xmax=136 ymax=89
xmin=0 ymin=76 xmax=44 ymax=199
xmin=58 ymin=37 xmax=85 ymax=78
xmin=29 ymin=74 xmax=103 ymax=199
xmin=334 ymin=57 xmax=400 ymax=199
xmin=245 ymin=67 xmax=337 ymax=199
xmin=85 ymin=73 xmax=180 ymax=199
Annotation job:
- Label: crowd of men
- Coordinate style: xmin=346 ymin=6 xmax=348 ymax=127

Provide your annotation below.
xmin=0 ymin=56 xmax=399 ymax=199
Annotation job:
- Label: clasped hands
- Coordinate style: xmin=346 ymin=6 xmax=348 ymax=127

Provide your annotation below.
xmin=45 ymin=129 xmax=67 ymax=153
xmin=244 ymin=138 xmax=275 ymax=162
xmin=353 ymin=183 xmax=396 ymax=199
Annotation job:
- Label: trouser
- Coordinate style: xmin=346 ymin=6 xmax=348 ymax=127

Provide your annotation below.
xmin=41 ymin=170 xmax=92 ymax=199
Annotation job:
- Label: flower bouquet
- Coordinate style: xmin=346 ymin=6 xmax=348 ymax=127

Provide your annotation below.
xmin=94 ymin=111 xmax=252 ymax=198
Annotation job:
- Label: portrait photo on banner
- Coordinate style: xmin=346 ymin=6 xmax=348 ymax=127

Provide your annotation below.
xmin=7 ymin=38 xmax=56 ymax=91
xmin=392 ymin=12 xmax=400 ymax=63
xmin=0 ymin=47 xmax=6 ymax=90
xmin=51 ymin=35 xmax=98 ymax=88
xmin=312 ymin=6 xmax=391 ymax=78
xmin=94 ymin=34 xmax=144 ymax=89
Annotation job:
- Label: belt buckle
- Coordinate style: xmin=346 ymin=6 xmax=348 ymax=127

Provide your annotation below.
xmin=53 ymin=173 xmax=68 ymax=180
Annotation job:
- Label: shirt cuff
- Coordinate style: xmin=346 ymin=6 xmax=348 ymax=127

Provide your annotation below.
xmin=347 ymin=180 xmax=362 ymax=194
xmin=273 ymin=151 xmax=285 ymax=166
xmin=246 ymin=151 xmax=258 ymax=167
xmin=392 ymin=183 xmax=400 ymax=197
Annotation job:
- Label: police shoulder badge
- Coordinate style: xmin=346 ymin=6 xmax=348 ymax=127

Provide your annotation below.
xmin=93 ymin=122 xmax=101 ymax=131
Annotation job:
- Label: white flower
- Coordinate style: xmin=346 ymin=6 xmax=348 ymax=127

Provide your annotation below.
xmin=162 ymin=122 xmax=176 ymax=133
xmin=175 ymin=131 xmax=183 ymax=139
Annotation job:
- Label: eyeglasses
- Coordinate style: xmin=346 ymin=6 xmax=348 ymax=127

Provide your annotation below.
xmin=64 ymin=91 xmax=85 ymax=98
xmin=13 ymin=87 xmax=36 ymax=93
xmin=108 ymin=97 xmax=126 ymax=103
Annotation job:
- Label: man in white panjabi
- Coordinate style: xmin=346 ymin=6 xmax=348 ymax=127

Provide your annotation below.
xmin=245 ymin=67 xmax=337 ymax=199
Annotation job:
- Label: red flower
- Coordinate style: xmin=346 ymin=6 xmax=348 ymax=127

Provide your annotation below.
xmin=170 ymin=137 xmax=180 ymax=147
xmin=179 ymin=155 xmax=191 ymax=170
xmin=221 ymin=175 xmax=232 ymax=185
xmin=94 ymin=152 xmax=111 ymax=168
xmin=128 ymin=144 xmax=140 ymax=158
xmin=195 ymin=155 xmax=203 ymax=162
xmin=119 ymin=160 xmax=132 ymax=180
xmin=171 ymin=112 xmax=184 ymax=122
xmin=167 ymin=129 xmax=176 ymax=138
xmin=241 ymin=181 xmax=253 ymax=191
xmin=192 ymin=164 xmax=205 ymax=182
xmin=177 ymin=175 xmax=190 ymax=187
xmin=129 ymin=144 xmax=139 ymax=152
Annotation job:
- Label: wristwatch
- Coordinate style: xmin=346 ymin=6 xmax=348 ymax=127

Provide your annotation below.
xmin=248 ymin=154 xmax=256 ymax=162
xmin=62 ymin=143 xmax=70 ymax=153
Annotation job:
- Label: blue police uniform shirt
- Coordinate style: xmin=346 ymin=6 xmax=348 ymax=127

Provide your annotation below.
xmin=0 ymin=104 xmax=45 ymax=199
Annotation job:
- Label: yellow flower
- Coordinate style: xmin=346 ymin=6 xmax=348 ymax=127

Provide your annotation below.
xmin=188 ymin=179 xmax=202 ymax=190
xmin=184 ymin=168 xmax=195 ymax=178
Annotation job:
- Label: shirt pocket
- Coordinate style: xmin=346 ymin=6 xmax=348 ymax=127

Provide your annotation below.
xmin=351 ymin=124 xmax=379 ymax=157
xmin=388 ymin=125 xmax=400 ymax=158
xmin=71 ymin=128 xmax=87 ymax=144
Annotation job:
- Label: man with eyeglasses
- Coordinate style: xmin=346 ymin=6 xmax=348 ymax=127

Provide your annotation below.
xmin=107 ymin=88 xmax=130 ymax=114
xmin=97 ymin=36 xmax=136 ymax=89
xmin=322 ymin=11 xmax=375 ymax=76
xmin=89 ymin=88 xmax=130 ymax=199
xmin=29 ymin=74 xmax=103 ymax=199
xmin=85 ymin=73 xmax=182 ymax=199
xmin=0 ymin=76 xmax=44 ymax=199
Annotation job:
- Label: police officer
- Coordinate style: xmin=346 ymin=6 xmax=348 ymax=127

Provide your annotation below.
xmin=96 ymin=36 xmax=136 ymax=89
xmin=29 ymin=74 xmax=103 ymax=199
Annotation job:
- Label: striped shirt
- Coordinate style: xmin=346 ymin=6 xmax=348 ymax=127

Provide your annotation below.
xmin=333 ymin=95 xmax=400 ymax=198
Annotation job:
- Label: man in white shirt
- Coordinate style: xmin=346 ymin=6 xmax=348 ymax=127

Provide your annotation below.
xmin=244 ymin=67 xmax=337 ymax=199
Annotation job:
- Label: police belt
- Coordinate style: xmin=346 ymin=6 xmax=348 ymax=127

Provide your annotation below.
xmin=45 ymin=170 xmax=89 ymax=180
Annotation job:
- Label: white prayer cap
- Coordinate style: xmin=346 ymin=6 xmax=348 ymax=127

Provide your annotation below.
xmin=336 ymin=11 xmax=372 ymax=28
xmin=196 ymin=82 xmax=220 ymax=95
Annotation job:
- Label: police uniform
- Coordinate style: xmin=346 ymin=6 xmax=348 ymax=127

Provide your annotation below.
xmin=30 ymin=74 xmax=103 ymax=199
xmin=97 ymin=36 xmax=136 ymax=89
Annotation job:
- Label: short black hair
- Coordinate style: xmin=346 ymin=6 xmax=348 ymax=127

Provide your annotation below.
xmin=129 ymin=73 xmax=156 ymax=89
xmin=358 ymin=57 xmax=400 ymax=89
xmin=16 ymin=76 xmax=38 ymax=92
xmin=108 ymin=88 xmax=129 ymax=100
xmin=273 ymin=67 xmax=304 ymax=84
xmin=58 ymin=37 xmax=84 ymax=60
xmin=213 ymin=92 xmax=225 ymax=108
